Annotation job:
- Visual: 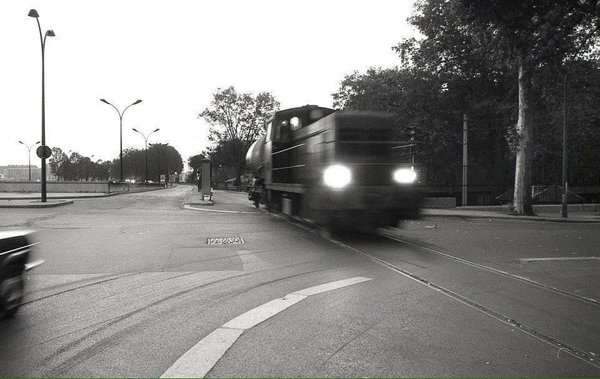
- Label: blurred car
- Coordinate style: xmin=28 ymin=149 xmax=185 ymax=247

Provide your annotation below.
xmin=0 ymin=231 xmax=40 ymax=318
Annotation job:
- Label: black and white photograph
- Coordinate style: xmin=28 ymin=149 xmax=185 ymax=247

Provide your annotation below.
xmin=1 ymin=0 xmax=600 ymax=377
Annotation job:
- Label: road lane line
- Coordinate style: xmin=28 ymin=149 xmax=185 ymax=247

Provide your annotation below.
xmin=223 ymin=294 xmax=306 ymax=330
xmin=160 ymin=276 xmax=372 ymax=378
xmin=160 ymin=328 xmax=244 ymax=378
xmin=183 ymin=204 xmax=258 ymax=214
xmin=290 ymin=276 xmax=373 ymax=296
xmin=519 ymin=256 xmax=600 ymax=262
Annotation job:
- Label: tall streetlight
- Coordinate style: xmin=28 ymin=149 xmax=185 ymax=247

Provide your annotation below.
xmin=132 ymin=127 xmax=160 ymax=183
xmin=28 ymin=9 xmax=55 ymax=202
xmin=18 ymin=140 xmax=40 ymax=181
xmin=100 ymin=99 xmax=142 ymax=182
xmin=562 ymin=72 xmax=569 ymax=218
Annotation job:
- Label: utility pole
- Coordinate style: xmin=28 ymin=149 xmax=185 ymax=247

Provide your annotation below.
xmin=562 ymin=73 xmax=568 ymax=218
xmin=462 ymin=114 xmax=468 ymax=207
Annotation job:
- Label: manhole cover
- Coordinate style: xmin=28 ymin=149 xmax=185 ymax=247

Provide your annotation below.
xmin=207 ymin=237 xmax=245 ymax=245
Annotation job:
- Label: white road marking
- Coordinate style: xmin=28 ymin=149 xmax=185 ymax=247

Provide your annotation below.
xmin=223 ymin=294 xmax=306 ymax=330
xmin=160 ymin=276 xmax=372 ymax=378
xmin=519 ymin=257 xmax=600 ymax=262
xmin=183 ymin=204 xmax=258 ymax=214
xmin=290 ymin=276 xmax=373 ymax=296
xmin=161 ymin=328 xmax=244 ymax=378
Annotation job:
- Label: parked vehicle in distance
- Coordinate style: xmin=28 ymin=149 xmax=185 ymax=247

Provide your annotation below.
xmin=0 ymin=231 xmax=38 ymax=318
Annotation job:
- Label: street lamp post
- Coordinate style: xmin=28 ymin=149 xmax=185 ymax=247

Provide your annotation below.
xmin=18 ymin=140 xmax=40 ymax=181
xmin=100 ymin=99 xmax=142 ymax=182
xmin=562 ymin=72 xmax=569 ymax=218
xmin=132 ymin=128 xmax=160 ymax=183
xmin=28 ymin=9 xmax=55 ymax=202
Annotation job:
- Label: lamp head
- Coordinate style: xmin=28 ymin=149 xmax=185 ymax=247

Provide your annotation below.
xmin=46 ymin=30 xmax=56 ymax=37
xmin=153 ymin=128 xmax=160 ymax=132
xmin=28 ymin=9 xmax=39 ymax=18
xmin=18 ymin=141 xmax=24 ymax=145
xmin=35 ymin=141 xmax=40 ymax=145
xmin=132 ymin=128 xmax=139 ymax=132
xmin=133 ymin=100 xmax=142 ymax=105
xmin=100 ymin=99 xmax=110 ymax=104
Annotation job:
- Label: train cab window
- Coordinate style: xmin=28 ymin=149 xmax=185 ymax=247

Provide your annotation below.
xmin=276 ymin=120 xmax=290 ymax=141
xmin=290 ymin=117 xmax=302 ymax=131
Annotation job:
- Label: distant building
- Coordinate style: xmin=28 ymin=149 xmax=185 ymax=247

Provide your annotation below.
xmin=0 ymin=165 xmax=44 ymax=181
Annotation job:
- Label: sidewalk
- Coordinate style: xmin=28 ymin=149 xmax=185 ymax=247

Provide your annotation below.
xmin=0 ymin=192 xmax=111 ymax=208
xmin=188 ymin=191 xmax=600 ymax=223
xmin=422 ymin=205 xmax=600 ymax=223
xmin=3 ymin=189 xmax=600 ymax=222
xmin=0 ymin=185 xmax=175 ymax=208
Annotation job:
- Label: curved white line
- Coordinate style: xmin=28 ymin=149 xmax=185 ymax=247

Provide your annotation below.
xmin=183 ymin=204 xmax=259 ymax=214
xmin=160 ymin=276 xmax=372 ymax=378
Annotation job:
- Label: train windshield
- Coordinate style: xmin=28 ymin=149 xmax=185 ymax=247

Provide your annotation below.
xmin=336 ymin=115 xmax=411 ymax=162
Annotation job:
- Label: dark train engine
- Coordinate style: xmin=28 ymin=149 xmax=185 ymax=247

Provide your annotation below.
xmin=246 ymin=105 xmax=421 ymax=230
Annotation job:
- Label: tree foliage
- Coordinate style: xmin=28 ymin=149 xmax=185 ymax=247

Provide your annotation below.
xmin=49 ymin=148 xmax=110 ymax=181
xmin=333 ymin=0 xmax=600 ymax=208
xmin=399 ymin=0 xmax=600 ymax=213
xmin=47 ymin=144 xmax=183 ymax=183
xmin=199 ymin=86 xmax=279 ymax=185
xmin=120 ymin=143 xmax=184 ymax=182
xmin=186 ymin=154 xmax=205 ymax=183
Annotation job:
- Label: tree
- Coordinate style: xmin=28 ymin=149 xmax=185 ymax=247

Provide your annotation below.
xmin=49 ymin=147 xmax=68 ymax=180
xmin=48 ymin=148 xmax=111 ymax=181
xmin=401 ymin=0 xmax=600 ymax=214
xmin=120 ymin=148 xmax=145 ymax=181
xmin=187 ymin=154 xmax=205 ymax=183
xmin=199 ymin=86 xmax=279 ymax=185
xmin=333 ymin=63 xmax=515 ymax=191
xmin=147 ymin=143 xmax=184 ymax=182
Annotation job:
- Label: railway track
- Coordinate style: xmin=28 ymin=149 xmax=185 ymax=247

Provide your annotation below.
xmin=271 ymin=210 xmax=600 ymax=371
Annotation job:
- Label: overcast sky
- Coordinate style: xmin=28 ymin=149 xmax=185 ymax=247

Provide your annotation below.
xmin=0 ymin=0 xmax=416 ymax=168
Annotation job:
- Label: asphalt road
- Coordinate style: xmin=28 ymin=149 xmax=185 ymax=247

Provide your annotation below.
xmin=0 ymin=185 xmax=598 ymax=377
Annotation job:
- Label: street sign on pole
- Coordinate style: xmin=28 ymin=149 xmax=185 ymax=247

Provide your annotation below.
xmin=36 ymin=145 xmax=52 ymax=159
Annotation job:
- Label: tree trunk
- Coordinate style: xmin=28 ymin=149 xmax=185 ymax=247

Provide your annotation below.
xmin=235 ymin=166 xmax=242 ymax=188
xmin=512 ymin=57 xmax=534 ymax=215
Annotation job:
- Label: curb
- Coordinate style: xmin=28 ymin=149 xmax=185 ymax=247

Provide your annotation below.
xmin=0 ymin=185 xmax=177 ymax=201
xmin=0 ymin=200 xmax=73 ymax=208
xmin=420 ymin=211 xmax=600 ymax=223
xmin=186 ymin=201 xmax=214 ymax=206
xmin=0 ymin=193 xmax=120 ymax=200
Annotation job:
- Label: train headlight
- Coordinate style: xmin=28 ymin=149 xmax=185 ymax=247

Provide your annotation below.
xmin=393 ymin=167 xmax=417 ymax=184
xmin=323 ymin=165 xmax=352 ymax=189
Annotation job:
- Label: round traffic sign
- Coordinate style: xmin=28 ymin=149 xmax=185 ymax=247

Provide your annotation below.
xmin=36 ymin=145 xmax=52 ymax=159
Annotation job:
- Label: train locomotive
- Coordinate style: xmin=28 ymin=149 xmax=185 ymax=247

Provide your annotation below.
xmin=246 ymin=105 xmax=421 ymax=230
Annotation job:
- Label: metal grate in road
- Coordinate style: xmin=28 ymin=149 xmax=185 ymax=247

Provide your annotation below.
xmin=207 ymin=237 xmax=245 ymax=245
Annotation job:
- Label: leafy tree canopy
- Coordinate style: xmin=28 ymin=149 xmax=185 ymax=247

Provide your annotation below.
xmin=199 ymin=86 xmax=279 ymax=185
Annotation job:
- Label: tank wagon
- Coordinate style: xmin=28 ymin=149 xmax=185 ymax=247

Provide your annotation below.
xmin=246 ymin=105 xmax=420 ymax=230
